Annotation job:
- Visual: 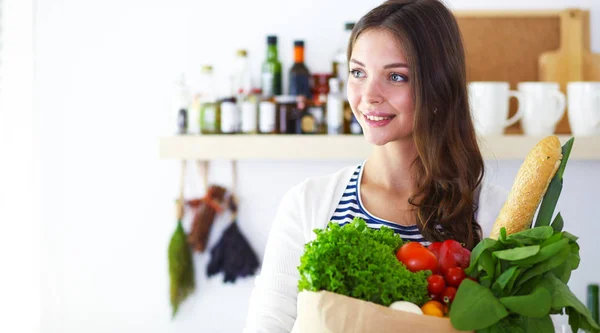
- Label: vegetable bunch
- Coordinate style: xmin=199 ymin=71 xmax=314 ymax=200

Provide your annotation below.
xmin=450 ymin=138 xmax=600 ymax=332
xmin=298 ymin=218 xmax=430 ymax=306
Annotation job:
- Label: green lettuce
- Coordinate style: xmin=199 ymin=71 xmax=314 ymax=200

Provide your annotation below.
xmin=298 ymin=217 xmax=429 ymax=306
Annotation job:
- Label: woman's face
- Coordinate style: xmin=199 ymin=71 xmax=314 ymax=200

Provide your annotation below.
xmin=347 ymin=28 xmax=415 ymax=146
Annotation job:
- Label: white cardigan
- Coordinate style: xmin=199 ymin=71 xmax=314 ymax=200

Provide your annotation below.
xmin=242 ymin=165 xmax=508 ymax=333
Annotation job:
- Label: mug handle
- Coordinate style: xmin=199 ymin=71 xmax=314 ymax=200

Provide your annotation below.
xmin=505 ymin=91 xmax=524 ymax=128
xmin=550 ymin=90 xmax=567 ymax=127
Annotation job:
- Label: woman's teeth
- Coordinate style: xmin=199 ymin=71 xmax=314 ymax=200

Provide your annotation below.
xmin=365 ymin=114 xmax=392 ymax=121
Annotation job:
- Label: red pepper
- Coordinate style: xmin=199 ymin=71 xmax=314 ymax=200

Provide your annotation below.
xmin=438 ymin=240 xmax=471 ymax=275
xmin=427 ymin=242 xmax=442 ymax=259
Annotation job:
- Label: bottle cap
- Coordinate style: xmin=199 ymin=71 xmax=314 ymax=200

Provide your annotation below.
xmin=236 ymin=49 xmax=248 ymax=57
xmin=294 ymin=40 xmax=304 ymax=47
xmin=345 ymin=22 xmax=356 ymax=30
xmin=267 ymin=35 xmax=277 ymax=45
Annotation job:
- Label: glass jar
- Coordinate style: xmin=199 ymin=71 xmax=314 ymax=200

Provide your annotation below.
xmin=259 ymin=97 xmax=277 ymax=134
xmin=200 ymin=98 xmax=220 ymax=134
xmin=276 ymin=95 xmax=298 ymax=134
xmin=240 ymin=90 xmax=261 ymax=134
xmin=220 ymin=98 xmax=238 ymax=134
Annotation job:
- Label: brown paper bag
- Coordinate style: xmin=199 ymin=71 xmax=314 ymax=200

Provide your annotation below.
xmin=291 ymin=291 xmax=472 ymax=333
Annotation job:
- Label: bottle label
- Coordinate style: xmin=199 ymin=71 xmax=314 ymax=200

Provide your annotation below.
xmin=241 ymin=101 xmax=258 ymax=133
xmin=220 ymin=102 xmax=238 ymax=133
xmin=262 ymin=72 xmax=274 ymax=97
xmin=259 ymin=101 xmax=276 ymax=133
xmin=202 ymin=104 xmax=217 ymax=131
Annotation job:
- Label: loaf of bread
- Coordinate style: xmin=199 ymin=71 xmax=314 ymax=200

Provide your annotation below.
xmin=489 ymin=136 xmax=563 ymax=239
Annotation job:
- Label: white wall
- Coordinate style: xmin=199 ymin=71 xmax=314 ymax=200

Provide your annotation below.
xmin=0 ymin=0 xmax=38 ymax=333
xmin=33 ymin=0 xmax=600 ymax=333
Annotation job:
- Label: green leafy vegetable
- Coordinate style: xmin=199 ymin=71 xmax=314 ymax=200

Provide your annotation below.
xmin=168 ymin=220 xmax=195 ymax=318
xmin=297 ymin=217 xmax=429 ymax=306
xmin=450 ymin=279 xmax=509 ymax=330
xmin=450 ymin=136 xmax=599 ymax=333
xmin=493 ymin=245 xmax=540 ymax=261
xmin=499 ymin=286 xmax=551 ymax=317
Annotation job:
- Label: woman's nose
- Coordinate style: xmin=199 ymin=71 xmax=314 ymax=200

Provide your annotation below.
xmin=363 ymin=78 xmax=384 ymax=105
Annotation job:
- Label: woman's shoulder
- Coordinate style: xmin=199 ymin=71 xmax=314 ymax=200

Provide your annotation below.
xmin=278 ymin=164 xmax=358 ymax=238
xmin=287 ymin=164 xmax=358 ymax=198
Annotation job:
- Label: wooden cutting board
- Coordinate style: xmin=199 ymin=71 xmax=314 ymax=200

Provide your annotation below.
xmin=539 ymin=9 xmax=600 ymax=133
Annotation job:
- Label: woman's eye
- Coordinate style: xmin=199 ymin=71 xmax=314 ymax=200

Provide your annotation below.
xmin=350 ymin=69 xmax=365 ymax=78
xmin=390 ymin=73 xmax=407 ymax=82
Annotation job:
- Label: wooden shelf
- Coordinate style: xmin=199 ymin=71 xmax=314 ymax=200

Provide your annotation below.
xmin=159 ymin=135 xmax=600 ymax=161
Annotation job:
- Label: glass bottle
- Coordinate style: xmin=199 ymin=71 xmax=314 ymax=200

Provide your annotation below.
xmin=332 ymin=22 xmax=355 ymax=101
xmin=220 ymin=97 xmax=238 ymax=134
xmin=197 ymin=65 xmax=220 ymax=134
xmin=326 ymin=78 xmax=344 ymax=135
xmin=233 ymin=49 xmax=252 ymax=101
xmin=259 ymin=96 xmax=277 ymax=134
xmin=298 ymin=97 xmax=317 ymax=134
xmin=177 ymin=74 xmax=190 ymax=135
xmin=240 ymin=89 xmax=261 ymax=134
xmin=276 ymin=95 xmax=297 ymax=134
xmin=289 ymin=40 xmax=311 ymax=99
xmin=261 ymin=35 xmax=282 ymax=98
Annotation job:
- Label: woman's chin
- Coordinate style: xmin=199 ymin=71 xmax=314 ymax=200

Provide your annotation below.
xmin=363 ymin=131 xmax=393 ymax=146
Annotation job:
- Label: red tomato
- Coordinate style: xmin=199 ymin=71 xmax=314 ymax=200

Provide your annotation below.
xmin=427 ymin=274 xmax=446 ymax=294
xmin=445 ymin=267 xmax=466 ymax=287
xmin=442 ymin=287 xmax=457 ymax=304
xmin=396 ymin=242 xmax=438 ymax=273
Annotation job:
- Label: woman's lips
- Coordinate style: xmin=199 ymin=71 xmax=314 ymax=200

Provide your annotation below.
xmin=361 ymin=111 xmax=396 ymax=127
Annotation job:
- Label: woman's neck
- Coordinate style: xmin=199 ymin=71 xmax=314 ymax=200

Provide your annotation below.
xmin=363 ymin=139 xmax=419 ymax=194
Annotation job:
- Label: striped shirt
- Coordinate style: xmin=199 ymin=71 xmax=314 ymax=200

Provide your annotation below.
xmin=330 ymin=163 xmax=430 ymax=246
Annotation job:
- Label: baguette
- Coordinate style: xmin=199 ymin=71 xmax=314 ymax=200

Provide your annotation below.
xmin=489 ymin=136 xmax=563 ymax=239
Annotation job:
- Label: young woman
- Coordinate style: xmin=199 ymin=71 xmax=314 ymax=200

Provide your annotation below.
xmin=243 ymin=1 xmax=508 ymax=332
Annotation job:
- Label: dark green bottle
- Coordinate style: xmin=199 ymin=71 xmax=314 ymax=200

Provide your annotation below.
xmin=588 ymin=284 xmax=599 ymax=325
xmin=261 ymin=35 xmax=282 ymax=97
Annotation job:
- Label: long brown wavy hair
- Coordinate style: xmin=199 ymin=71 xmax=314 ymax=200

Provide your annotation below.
xmin=348 ymin=0 xmax=484 ymax=249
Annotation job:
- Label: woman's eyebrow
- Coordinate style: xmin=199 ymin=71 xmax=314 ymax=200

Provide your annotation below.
xmin=350 ymin=59 xmax=408 ymax=69
xmin=383 ymin=63 xmax=408 ymax=69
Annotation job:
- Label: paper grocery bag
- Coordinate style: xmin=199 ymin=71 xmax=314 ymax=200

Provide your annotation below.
xmin=291 ymin=291 xmax=472 ymax=333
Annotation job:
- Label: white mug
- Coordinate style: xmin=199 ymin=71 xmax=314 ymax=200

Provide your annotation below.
xmin=517 ymin=82 xmax=566 ymax=136
xmin=567 ymin=82 xmax=600 ymax=136
xmin=469 ymin=82 xmax=524 ymax=135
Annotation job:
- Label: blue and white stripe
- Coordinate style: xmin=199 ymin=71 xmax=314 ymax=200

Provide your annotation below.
xmin=330 ymin=163 xmax=431 ymax=246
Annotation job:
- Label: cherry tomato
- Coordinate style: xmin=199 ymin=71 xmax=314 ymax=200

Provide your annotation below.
xmin=445 ymin=267 xmax=466 ymax=287
xmin=442 ymin=287 xmax=457 ymax=304
xmin=396 ymin=242 xmax=438 ymax=273
xmin=430 ymin=293 xmax=442 ymax=302
xmin=427 ymin=274 xmax=446 ymax=294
